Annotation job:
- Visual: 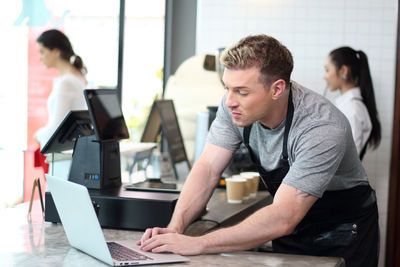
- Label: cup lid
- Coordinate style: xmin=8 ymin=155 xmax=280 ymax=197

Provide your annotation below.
xmin=225 ymin=177 xmax=246 ymax=182
xmin=240 ymin=172 xmax=260 ymax=177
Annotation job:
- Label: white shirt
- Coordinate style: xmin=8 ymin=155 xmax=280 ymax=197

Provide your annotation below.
xmin=334 ymin=87 xmax=372 ymax=155
xmin=35 ymin=74 xmax=87 ymax=148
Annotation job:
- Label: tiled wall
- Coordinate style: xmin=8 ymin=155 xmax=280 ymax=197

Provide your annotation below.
xmin=196 ymin=0 xmax=398 ymax=265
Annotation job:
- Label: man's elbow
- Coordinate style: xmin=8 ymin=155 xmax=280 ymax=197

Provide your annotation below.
xmin=276 ymin=214 xmax=303 ymax=237
xmin=279 ymin=220 xmax=297 ymax=236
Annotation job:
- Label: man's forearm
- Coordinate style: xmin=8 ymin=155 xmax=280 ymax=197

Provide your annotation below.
xmin=197 ymin=184 xmax=318 ymax=254
xmin=197 ymin=203 xmax=291 ymax=253
xmin=168 ymin=159 xmax=221 ymax=233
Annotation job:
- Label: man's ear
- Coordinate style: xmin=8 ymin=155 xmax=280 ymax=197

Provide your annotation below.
xmin=270 ymin=79 xmax=286 ymax=100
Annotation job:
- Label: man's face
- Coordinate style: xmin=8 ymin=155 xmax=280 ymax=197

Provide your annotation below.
xmin=222 ymin=67 xmax=274 ymax=127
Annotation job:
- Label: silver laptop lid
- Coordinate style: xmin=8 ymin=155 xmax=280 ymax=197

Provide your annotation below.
xmin=46 ymin=175 xmax=114 ymax=265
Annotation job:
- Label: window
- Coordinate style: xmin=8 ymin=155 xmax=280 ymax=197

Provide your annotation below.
xmin=122 ymin=0 xmax=166 ymax=141
xmin=0 ymin=0 xmax=167 ymax=206
xmin=0 ymin=0 xmax=122 ymax=207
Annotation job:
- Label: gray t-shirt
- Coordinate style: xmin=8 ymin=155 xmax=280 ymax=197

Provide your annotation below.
xmin=207 ymin=81 xmax=368 ymax=198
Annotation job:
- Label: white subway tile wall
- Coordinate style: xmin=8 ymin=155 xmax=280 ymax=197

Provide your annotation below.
xmin=196 ymin=0 xmax=397 ymax=266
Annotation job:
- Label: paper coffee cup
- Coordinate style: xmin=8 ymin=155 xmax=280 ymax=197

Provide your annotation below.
xmin=225 ymin=177 xmax=246 ymax=203
xmin=240 ymin=172 xmax=260 ymax=198
xmin=232 ymin=175 xmax=250 ymax=200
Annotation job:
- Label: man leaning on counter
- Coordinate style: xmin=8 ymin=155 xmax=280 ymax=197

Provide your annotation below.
xmin=138 ymin=34 xmax=379 ymax=267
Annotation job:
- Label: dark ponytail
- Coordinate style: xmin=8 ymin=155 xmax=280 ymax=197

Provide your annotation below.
xmin=37 ymin=29 xmax=87 ymax=75
xmin=329 ymin=47 xmax=381 ymax=149
xmin=357 ymin=50 xmax=381 ymax=148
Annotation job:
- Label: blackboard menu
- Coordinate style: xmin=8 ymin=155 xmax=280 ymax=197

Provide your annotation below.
xmin=156 ymin=100 xmax=188 ymax=164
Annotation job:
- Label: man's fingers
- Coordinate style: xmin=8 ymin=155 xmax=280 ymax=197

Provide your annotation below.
xmin=140 ymin=228 xmax=154 ymax=246
xmin=141 ymin=235 xmax=164 ymax=252
xmin=151 ymin=227 xmax=162 ymax=237
xmin=138 ymin=227 xmax=176 ymax=248
xmin=152 ymin=244 xmax=170 ymax=253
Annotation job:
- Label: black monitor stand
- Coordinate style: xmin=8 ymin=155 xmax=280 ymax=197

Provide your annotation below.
xmin=68 ymin=135 xmax=121 ymax=189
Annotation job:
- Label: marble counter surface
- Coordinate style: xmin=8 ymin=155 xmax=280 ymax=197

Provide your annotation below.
xmin=0 ymin=200 xmax=345 ymax=267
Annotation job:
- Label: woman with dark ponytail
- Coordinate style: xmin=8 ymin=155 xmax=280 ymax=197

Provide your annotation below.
xmin=34 ymin=29 xmax=88 ymax=148
xmin=324 ymin=46 xmax=381 ymax=160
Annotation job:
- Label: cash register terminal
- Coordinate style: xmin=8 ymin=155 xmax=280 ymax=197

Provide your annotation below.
xmin=43 ymin=89 xmax=178 ymax=230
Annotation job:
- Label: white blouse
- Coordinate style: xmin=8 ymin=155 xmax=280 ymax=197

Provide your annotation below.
xmin=35 ymin=74 xmax=87 ymax=148
xmin=334 ymin=87 xmax=372 ymax=155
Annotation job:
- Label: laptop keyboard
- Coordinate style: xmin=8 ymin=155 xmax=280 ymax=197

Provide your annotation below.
xmin=107 ymin=242 xmax=153 ymax=262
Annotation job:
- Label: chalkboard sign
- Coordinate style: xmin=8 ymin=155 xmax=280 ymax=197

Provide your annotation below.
xmin=141 ymin=99 xmax=191 ymax=178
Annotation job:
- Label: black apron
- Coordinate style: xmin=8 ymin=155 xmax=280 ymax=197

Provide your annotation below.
xmin=243 ymin=88 xmax=379 ymax=267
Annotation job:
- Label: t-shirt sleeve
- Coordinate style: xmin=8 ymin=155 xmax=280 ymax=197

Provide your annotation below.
xmin=282 ymin=123 xmax=347 ymax=198
xmin=206 ymin=94 xmax=242 ymax=152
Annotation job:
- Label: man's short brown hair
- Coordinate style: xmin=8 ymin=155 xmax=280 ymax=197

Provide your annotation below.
xmin=220 ymin=34 xmax=293 ymax=87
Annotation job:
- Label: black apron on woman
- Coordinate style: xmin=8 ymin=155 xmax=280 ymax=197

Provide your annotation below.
xmin=243 ymin=89 xmax=379 ymax=267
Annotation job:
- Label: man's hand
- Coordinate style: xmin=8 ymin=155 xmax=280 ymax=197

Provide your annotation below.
xmin=139 ymin=232 xmax=205 ymax=256
xmin=136 ymin=227 xmax=177 ymax=246
xmin=135 ymin=143 xmax=233 ymax=256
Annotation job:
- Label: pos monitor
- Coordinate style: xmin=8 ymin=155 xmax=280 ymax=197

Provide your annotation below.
xmin=40 ymin=110 xmax=93 ymax=154
xmin=67 ymin=89 xmax=129 ymax=190
xmin=84 ymin=89 xmax=129 ymax=141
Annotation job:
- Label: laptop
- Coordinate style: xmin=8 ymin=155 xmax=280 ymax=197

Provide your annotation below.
xmin=45 ymin=174 xmax=189 ymax=266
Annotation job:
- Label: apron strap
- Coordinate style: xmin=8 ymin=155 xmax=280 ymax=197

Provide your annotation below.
xmin=282 ymin=86 xmax=293 ymax=161
xmin=243 ymin=124 xmax=261 ymax=165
